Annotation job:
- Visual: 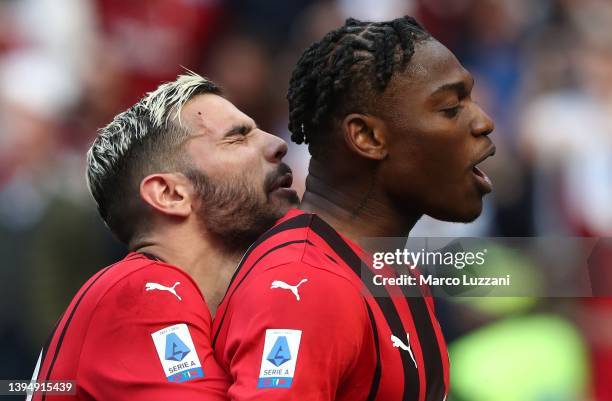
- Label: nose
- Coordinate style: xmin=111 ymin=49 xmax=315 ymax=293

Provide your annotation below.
xmin=262 ymin=130 xmax=288 ymax=163
xmin=471 ymin=103 xmax=494 ymax=137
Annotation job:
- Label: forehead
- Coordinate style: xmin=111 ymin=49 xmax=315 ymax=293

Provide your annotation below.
xmin=180 ymin=93 xmax=251 ymax=136
xmin=387 ymin=39 xmax=471 ymax=98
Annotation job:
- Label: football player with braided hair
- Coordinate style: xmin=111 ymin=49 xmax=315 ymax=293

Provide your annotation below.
xmin=213 ymin=16 xmax=495 ymax=401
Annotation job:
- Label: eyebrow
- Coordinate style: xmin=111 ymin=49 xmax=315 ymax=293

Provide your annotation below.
xmin=223 ymin=122 xmax=258 ymax=137
xmin=430 ymin=77 xmax=475 ymax=98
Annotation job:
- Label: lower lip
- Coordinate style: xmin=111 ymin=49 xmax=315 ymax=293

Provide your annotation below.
xmin=472 ymin=166 xmax=493 ymax=193
xmin=270 ymin=187 xmax=298 ymax=198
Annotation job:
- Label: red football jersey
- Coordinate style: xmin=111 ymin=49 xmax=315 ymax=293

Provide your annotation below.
xmin=29 ymin=252 xmax=230 ymax=401
xmin=212 ymin=209 xmax=450 ymax=401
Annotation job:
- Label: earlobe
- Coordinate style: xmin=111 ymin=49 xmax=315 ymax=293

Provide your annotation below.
xmin=342 ymin=113 xmax=388 ymax=161
xmin=140 ymin=174 xmax=192 ymax=218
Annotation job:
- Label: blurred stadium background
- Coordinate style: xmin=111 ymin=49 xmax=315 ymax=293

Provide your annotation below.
xmin=0 ymin=0 xmax=611 ymax=400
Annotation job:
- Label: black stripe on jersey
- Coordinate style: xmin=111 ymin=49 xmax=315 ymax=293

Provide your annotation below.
xmin=364 ymin=302 xmax=381 ymax=401
xmin=310 ymin=216 xmax=420 ymax=401
xmin=324 ymin=252 xmax=339 ymax=265
xmin=224 ymin=213 xmax=313 ymax=293
xmin=41 ymin=264 xmax=121 ymax=401
xmin=212 ymin=239 xmax=312 ymax=347
xmin=36 ymin=311 xmax=64 ymax=381
xmin=398 ymin=281 xmax=445 ymax=401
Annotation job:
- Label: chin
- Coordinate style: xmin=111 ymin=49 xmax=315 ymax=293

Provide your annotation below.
xmin=454 ymin=209 xmax=482 ymax=223
xmin=275 ymin=202 xmax=294 ymax=218
xmin=271 ymin=196 xmax=299 ymax=217
xmin=428 ymin=200 xmax=483 ymax=223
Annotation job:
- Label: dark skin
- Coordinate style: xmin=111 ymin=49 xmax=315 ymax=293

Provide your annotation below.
xmin=300 ymin=39 xmax=495 ymax=247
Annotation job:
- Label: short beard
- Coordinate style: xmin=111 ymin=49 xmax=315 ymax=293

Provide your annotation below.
xmin=185 ymin=169 xmax=282 ymax=254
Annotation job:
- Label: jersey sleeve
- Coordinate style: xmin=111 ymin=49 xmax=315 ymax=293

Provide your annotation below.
xmin=77 ymin=264 xmax=230 ymax=401
xmin=219 ymin=262 xmax=374 ymax=401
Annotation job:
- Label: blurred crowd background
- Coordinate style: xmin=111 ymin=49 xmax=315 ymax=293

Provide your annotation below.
xmin=1 ymin=0 xmax=611 ymax=400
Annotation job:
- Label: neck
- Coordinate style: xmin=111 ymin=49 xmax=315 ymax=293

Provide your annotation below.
xmin=132 ymin=230 xmax=241 ymax=316
xmin=300 ymin=159 xmax=421 ymax=250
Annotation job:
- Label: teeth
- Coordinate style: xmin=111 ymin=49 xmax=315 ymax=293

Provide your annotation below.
xmin=473 ymin=166 xmax=492 ymax=186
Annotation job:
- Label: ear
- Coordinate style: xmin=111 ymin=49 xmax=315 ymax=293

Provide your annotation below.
xmin=341 ymin=113 xmax=388 ymax=160
xmin=139 ymin=173 xmax=192 ymax=218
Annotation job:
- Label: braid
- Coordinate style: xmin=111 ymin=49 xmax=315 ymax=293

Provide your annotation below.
xmin=312 ymin=39 xmax=354 ymax=128
xmin=288 ymin=44 xmax=318 ymax=144
xmin=391 ymin=16 xmax=424 ymax=68
xmin=287 ymin=16 xmax=431 ymax=157
xmin=373 ymin=25 xmax=399 ymax=89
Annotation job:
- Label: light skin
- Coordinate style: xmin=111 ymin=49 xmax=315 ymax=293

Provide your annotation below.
xmin=300 ymin=39 xmax=495 ymax=247
xmin=133 ymin=94 xmax=298 ymax=313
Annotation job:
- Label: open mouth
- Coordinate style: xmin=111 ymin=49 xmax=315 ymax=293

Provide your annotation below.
xmin=269 ymin=172 xmax=294 ymax=193
xmin=472 ymin=145 xmax=496 ymax=193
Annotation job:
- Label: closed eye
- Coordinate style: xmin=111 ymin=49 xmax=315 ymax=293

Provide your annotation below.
xmin=226 ymin=126 xmax=247 ymax=137
xmin=441 ymin=105 xmax=463 ymax=118
xmin=224 ymin=123 xmax=257 ymax=138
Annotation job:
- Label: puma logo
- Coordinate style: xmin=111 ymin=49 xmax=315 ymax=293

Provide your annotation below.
xmin=391 ymin=333 xmax=417 ymax=369
xmin=270 ymin=279 xmax=308 ymax=301
xmin=145 ymin=281 xmax=182 ymax=301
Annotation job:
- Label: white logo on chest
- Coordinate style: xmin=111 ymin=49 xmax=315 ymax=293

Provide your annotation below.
xmin=145 ymin=281 xmax=182 ymax=301
xmin=270 ymin=279 xmax=308 ymax=301
xmin=391 ymin=333 xmax=417 ymax=368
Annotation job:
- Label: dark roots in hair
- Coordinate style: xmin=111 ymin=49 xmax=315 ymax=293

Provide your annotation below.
xmin=287 ymin=16 xmax=431 ymax=157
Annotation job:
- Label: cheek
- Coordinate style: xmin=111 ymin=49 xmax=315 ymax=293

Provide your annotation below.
xmin=236 ymin=163 xmax=267 ymax=196
xmin=235 ymin=154 xmax=270 ymax=196
xmin=382 ymin=122 xmax=478 ymax=216
xmin=388 ymin=127 xmax=467 ymax=182
xmin=206 ymin=148 xmax=264 ymax=180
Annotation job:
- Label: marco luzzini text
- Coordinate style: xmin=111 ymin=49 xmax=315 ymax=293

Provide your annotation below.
xmin=371 ymin=248 xmax=511 ymax=287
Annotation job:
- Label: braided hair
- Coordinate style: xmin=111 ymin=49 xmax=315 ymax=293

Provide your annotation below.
xmin=287 ymin=16 xmax=431 ymax=158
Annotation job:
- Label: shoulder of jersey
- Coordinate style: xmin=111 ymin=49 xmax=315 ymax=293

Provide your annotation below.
xmin=225 ymin=212 xmax=366 ymax=307
xmin=81 ymin=253 xmax=203 ymax=310
xmin=244 ymin=212 xmax=359 ymax=284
